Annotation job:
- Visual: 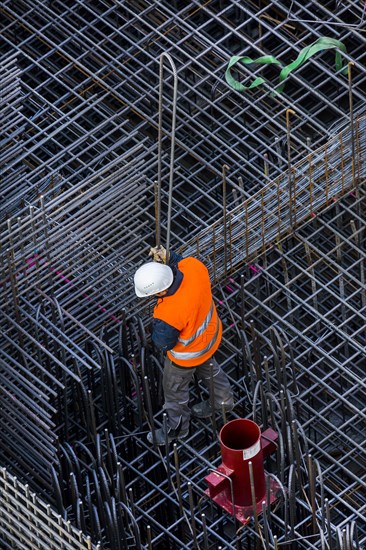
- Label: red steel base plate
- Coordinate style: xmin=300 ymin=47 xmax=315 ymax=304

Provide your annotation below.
xmin=204 ymin=474 xmax=281 ymax=525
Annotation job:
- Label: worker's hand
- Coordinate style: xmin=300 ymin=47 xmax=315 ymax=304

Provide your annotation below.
xmin=149 ymin=245 xmax=168 ymax=264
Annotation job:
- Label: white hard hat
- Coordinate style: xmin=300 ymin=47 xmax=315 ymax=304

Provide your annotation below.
xmin=134 ymin=262 xmax=174 ymax=298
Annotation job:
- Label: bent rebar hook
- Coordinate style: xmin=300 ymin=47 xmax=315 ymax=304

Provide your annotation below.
xmin=157 ymin=52 xmax=178 ymax=260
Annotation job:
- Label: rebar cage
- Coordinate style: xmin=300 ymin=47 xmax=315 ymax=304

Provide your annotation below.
xmin=1 ymin=1 xmax=365 ymax=549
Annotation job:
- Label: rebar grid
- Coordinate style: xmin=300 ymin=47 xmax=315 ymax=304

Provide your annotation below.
xmin=1 ymin=190 xmax=365 ymax=548
xmin=0 ymin=468 xmax=94 ymax=550
xmin=1 ymin=0 xmax=366 ymax=548
xmin=2 ymin=0 xmax=366 ymax=228
xmin=219 ymin=189 xmax=366 ymax=531
xmin=182 ymin=114 xmax=366 ymax=282
xmin=1 ymin=115 xmax=364 ymax=334
xmin=1 ymin=142 xmax=156 ymax=329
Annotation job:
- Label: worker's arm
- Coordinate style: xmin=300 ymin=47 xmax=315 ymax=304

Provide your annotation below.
xmin=151 ymin=318 xmax=180 ymax=351
xmin=168 ymin=250 xmax=183 ymax=266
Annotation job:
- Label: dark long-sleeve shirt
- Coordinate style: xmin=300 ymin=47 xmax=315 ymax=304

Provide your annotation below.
xmin=151 ymin=251 xmax=183 ymax=351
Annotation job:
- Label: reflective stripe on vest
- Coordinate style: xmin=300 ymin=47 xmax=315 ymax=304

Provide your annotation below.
xmin=169 ymin=312 xmax=220 ymax=361
xmin=177 ymin=301 xmax=214 ymax=346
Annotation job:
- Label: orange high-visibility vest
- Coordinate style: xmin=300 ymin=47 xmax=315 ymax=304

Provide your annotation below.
xmin=153 ymin=257 xmax=222 ymax=367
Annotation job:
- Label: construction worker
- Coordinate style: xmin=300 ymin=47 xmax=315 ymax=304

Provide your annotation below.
xmin=134 ymin=246 xmax=233 ymax=445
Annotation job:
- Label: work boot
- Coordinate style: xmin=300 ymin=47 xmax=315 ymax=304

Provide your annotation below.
xmin=191 ymin=399 xmax=234 ymax=419
xmin=147 ymin=425 xmax=189 ymax=446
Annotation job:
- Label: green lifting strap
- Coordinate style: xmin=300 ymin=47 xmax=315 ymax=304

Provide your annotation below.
xmin=225 ymin=37 xmax=349 ymax=95
xmin=225 ymin=54 xmax=282 ymax=92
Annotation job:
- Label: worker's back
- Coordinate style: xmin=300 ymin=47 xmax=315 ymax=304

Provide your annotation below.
xmin=154 ymin=257 xmax=222 ymax=366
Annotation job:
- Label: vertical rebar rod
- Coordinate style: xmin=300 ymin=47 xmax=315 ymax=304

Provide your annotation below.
xmin=348 ymin=62 xmax=356 ymax=191
xmin=286 ymin=109 xmax=296 ymax=229
xmin=222 ymin=164 xmax=229 ymax=279
xmin=158 ymin=52 xmax=178 ymax=258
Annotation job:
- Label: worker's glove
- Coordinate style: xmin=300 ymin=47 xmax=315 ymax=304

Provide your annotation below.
xmin=149 ymin=245 xmax=168 ymax=264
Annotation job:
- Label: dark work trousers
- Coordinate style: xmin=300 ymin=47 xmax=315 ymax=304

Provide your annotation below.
xmin=162 ymin=355 xmax=233 ymax=434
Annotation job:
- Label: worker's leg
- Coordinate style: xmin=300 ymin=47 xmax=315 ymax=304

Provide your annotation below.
xmin=194 ymin=356 xmax=233 ymax=415
xmin=163 ymin=357 xmax=194 ymax=435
